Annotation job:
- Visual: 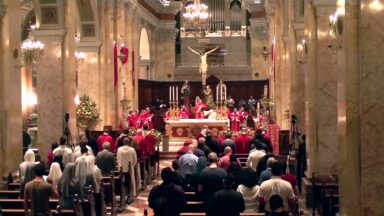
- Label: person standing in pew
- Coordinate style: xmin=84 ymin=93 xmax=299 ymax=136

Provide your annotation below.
xmin=257 ymin=161 xmax=297 ymax=215
xmin=53 ymin=137 xmax=73 ymax=166
xmin=24 ymin=163 xmax=58 ymax=216
xmin=148 ymin=168 xmax=186 ymax=216
xmin=96 ymin=142 xmax=116 ymax=176
xmin=198 ymin=152 xmax=227 ymax=216
xmin=117 ymin=137 xmax=138 ymax=198
xmin=58 ymin=163 xmax=77 ymax=209
xmin=212 ymin=174 xmax=245 ymax=216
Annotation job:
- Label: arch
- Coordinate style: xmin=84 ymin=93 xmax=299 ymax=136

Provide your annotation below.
xmin=139 ymin=28 xmax=151 ymax=60
xmin=74 ymin=0 xmax=99 ymax=41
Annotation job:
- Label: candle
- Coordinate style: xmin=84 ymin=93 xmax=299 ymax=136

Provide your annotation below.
xmin=216 ymin=86 xmax=218 ymax=102
xmin=257 ymin=102 xmax=260 ymax=110
xmin=169 ymin=86 xmax=171 ymax=101
xmin=176 ymin=86 xmax=178 ymax=102
xmin=264 ymin=85 xmax=268 ymax=98
xmin=172 ymin=86 xmax=174 ymax=102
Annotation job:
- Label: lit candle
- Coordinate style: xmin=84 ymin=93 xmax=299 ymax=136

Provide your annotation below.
xmin=169 ymin=86 xmax=171 ymax=101
xmin=176 ymin=86 xmax=178 ymax=102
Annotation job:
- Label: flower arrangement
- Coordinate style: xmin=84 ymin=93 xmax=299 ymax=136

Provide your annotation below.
xmin=76 ymin=95 xmax=100 ymax=128
xmin=27 ymin=112 xmax=38 ymax=125
xmin=151 ymin=129 xmax=162 ymax=144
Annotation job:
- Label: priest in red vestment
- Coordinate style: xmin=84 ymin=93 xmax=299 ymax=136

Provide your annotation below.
xmin=239 ymin=107 xmax=248 ymax=128
xmin=132 ymin=129 xmax=148 ymax=159
xmin=230 ymin=108 xmax=240 ymax=132
xmin=235 ymin=129 xmax=251 ymax=154
xmin=128 ymin=110 xmax=139 ymax=129
xmin=97 ymin=130 xmax=115 ymax=153
xmin=179 ymin=105 xmax=190 ymax=119
xmin=194 ymin=99 xmax=207 ymax=119
xmin=144 ymin=107 xmax=154 ymax=129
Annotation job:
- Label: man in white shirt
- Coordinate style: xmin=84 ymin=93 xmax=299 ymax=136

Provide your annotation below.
xmin=246 ymin=142 xmax=266 ymax=171
xmin=73 ymin=134 xmax=94 ymax=159
xmin=117 ymin=137 xmax=138 ymax=198
xmin=257 ymin=161 xmax=297 ymax=215
xmin=52 ymin=136 xmax=73 ymax=165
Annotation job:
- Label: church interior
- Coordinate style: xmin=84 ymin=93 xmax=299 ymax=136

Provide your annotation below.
xmin=0 ymin=0 xmax=383 ymax=215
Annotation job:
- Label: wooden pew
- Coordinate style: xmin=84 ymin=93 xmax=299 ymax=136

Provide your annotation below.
xmin=183 ymin=201 xmax=205 ymax=212
xmin=100 ymin=173 xmax=117 ymax=214
xmin=185 ymin=192 xmax=199 ymax=202
xmin=0 ymin=190 xmax=20 ymax=199
xmin=7 ymin=183 xmax=21 ymax=191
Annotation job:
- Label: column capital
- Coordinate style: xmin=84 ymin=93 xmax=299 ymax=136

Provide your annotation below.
xmin=249 ymin=18 xmax=268 ymax=39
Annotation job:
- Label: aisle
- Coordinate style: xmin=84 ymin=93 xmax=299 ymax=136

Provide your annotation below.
xmin=119 ymin=160 xmax=173 ymax=216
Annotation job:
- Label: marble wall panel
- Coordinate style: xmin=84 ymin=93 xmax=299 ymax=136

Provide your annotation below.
xmin=359 ymin=1 xmax=384 ymax=214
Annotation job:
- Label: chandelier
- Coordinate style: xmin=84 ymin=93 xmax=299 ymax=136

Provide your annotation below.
xmin=21 ymin=34 xmax=44 ymax=65
xmin=183 ymin=0 xmax=210 ymax=33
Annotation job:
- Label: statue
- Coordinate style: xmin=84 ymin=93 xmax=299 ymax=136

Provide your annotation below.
xmin=188 ymin=45 xmax=220 ymax=86
xmin=203 ymin=85 xmax=216 ymax=109
xmin=181 ymin=80 xmax=191 ymax=107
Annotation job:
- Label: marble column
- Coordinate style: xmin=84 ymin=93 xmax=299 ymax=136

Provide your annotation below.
xmin=63 ymin=0 xmax=77 ymax=140
xmin=34 ymin=29 xmax=66 ymax=161
xmin=0 ymin=0 xmax=23 ymax=178
xmin=124 ymin=2 xmax=136 ymax=109
xmin=304 ymin=0 xmax=318 ymax=174
xmin=100 ymin=1 xmax=116 ymax=126
xmin=359 ymin=0 xmax=384 ymax=214
xmin=312 ymin=2 xmax=339 ymax=174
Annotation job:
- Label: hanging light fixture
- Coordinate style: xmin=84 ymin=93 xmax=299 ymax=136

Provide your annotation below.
xmin=183 ymin=0 xmax=210 ymax=36
xmin=21 ymin=0 xmax=44 ymax=65
xmin=21 ymin=27 xmax=45 ymax=65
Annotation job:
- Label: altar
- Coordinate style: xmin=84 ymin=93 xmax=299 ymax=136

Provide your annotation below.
xmin=165 ymin=119 xmax=230 ymax=142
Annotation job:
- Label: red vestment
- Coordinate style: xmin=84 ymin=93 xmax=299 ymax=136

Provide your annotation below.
xmin=97 ymin=133 xmax=115 ymax=153
xmin=230 ymin=111 xmax=240 ymax=132
xmin=143 ymin=112 xmax=154 ymax=129
xmin=179 ymin=109 xmax=190 ymax=119
xmin=235 ymin=134 xmax=251 ymax=154
xmin=144 ymin=132 xmax=157 ymax=154
xmin=132 ymin=134 xmax=148 ymax=159
xmin=194 ymin=102 xmax=207 ymax=119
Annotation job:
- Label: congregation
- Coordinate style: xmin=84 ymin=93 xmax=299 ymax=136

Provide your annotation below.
xmin=14 ymin=122 xmax=302 ymax=216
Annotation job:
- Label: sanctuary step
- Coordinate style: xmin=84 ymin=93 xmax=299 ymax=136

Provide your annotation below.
xmin=159 ymin=151 xmax=178 ymax=160
xmin=180 ymin=213 xmax=265 ymax=216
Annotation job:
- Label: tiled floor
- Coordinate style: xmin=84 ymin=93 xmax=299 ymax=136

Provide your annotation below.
xmin=119 ymin=160 xmax=172 ymax=216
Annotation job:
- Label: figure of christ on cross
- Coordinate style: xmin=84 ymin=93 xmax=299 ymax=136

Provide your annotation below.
xmin=188 ymin=45 xmax=220 ymax=86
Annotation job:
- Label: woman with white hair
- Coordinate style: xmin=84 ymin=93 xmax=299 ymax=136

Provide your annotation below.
xmin=47 ymin=162 xmax=63 ymax=190
xmin=19 ymin=149 xmax=36 ymax=181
